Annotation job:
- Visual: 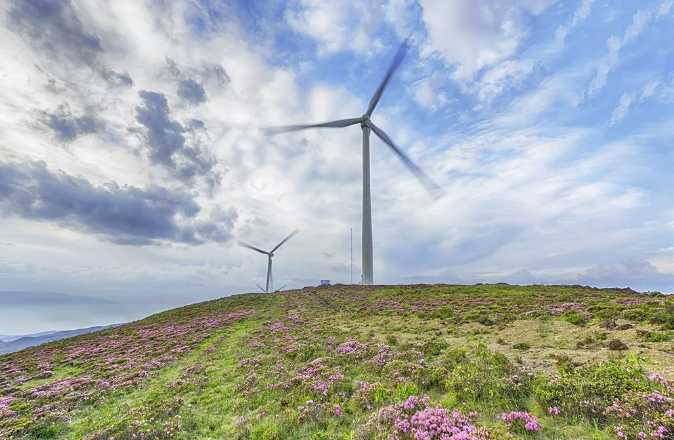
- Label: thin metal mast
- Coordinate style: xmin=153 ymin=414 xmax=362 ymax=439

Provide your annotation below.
xmin=350 ymin=227 xmax=353 ymax=284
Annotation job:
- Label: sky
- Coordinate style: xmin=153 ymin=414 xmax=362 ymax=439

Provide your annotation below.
xmin=1 ymin=0 xmax=674 ymax=333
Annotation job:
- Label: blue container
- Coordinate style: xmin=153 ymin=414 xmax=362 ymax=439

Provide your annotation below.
xmin=320 ymin=280 xmax=330 ymax=285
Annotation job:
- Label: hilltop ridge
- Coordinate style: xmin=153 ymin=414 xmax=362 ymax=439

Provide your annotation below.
xmin=1 ymin=284 xmax=673 ymax=439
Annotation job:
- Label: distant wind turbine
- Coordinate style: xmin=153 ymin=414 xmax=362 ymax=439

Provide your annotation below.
xmin=238 ymin=229 xmax=299 ymax=293
xmin=264 ymin=39 xmax=444 ymax=285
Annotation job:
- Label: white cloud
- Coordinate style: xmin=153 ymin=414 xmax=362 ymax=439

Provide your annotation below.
xmin=657 ymin=0 xmax=674 ymax=19
xmin=610 ymin=92 xmax=636 ymax=126
xmin=417 ymin=0 xmax=560 ymax=77
xmin=284 ymin=0 xmax=385 ymax=55
xmin=572 ymin=0 xmax=596 ymax=26
xmin=414 ymin=72 xmax=448 ymax=109
xmin=585 ymin=9 xmax=659 ymax=99
xmin=474 ymin=60 xmax=535 ymax=103
xmin=641 ymin=81 xmax=660 ymax=100
xmin=588 ymin=63 xmax=610 ymax=97
xmin=623 ymin=10 xmax=653 ymax=44
xmin=384 ymin=0 xmax=417 ymax=37
xmin=556 ymin=0 xmax=595 ymax=42
xmin=555 ymin=25 xmax=568 ymax=41
xmin=606 ymin=35 xmax=622 ymax=56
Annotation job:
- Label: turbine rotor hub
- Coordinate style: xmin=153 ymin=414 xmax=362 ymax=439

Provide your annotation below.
xmin=361 ymin=114 xmax=370 ymax=122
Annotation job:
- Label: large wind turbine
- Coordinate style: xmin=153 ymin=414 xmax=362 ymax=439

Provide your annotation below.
xmin=265 ymin=39 xmax=444 ymax=285
xmin=238 ymin=229 xmax=299 ymax=293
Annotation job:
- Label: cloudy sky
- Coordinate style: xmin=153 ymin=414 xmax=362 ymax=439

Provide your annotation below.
xmin=1 ymin=0 xmax=673 ymax=332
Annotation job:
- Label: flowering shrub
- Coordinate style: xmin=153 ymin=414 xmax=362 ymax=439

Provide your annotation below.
xmin=336 ymin=338 xmax=369 ymax=357
xmin=501 ymin=411 xmax=541 ymax=432
xmin=354 ymin=395 xmax=496 ymax=440
xmin=0 ymin=397 xmax=14 ymax=409
xmin=603 ymin=376 xmax=674 ymax=439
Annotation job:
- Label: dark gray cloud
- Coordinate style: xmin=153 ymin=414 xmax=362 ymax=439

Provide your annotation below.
xmin=161 ymin=57 xmax=231 ymax=105
xmin=207 ymin=64 xmax=231 ymax=86
xmin=104 ymin=70 xmax=134 ymax=87
xmin=7 ymin=0 xmax=132 ymax=87
xmin=189 ymin=119 xmax=205 ymax=129
xmin=45 ymin=104 xmax=98 ymax=141
xmin=178 ymin=79 xmax=207 ymax=104
xmin=196 ymin=207 xmax=238 ymax=242
xmin=0 ymin=161 xmax=236 ymax=246
xmin=164 ymin=57 xmax=231 ymax=86
xmin=135 ymin=91 xmax=220 ymax=189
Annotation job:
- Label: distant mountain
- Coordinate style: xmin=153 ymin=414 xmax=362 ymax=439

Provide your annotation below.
xmin=0 ymin=324 xmax=123 ymax=355
xmin=0 ymin=291 xmax=115 ymax=306
xmin=0 ymin=330 xmax=63 ymax=343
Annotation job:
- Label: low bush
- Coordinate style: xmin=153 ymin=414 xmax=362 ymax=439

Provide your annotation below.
xmin=534 ymin=356 xmax=650 ymax=422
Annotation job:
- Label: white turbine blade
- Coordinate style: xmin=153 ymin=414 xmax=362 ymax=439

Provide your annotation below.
xmin=366 ymin=39 xmax=410 ymax=116
xmin=366 ymin=120 xmax=445 ymax=200
xmin=237 ymin=240 xmax=269 ymax=255
xmin=263 ymin=119 xmax=361 ymax=136
xmin=256 ymin=284 xmax=266 ymax=293
xmin=275 ymin=285 xmax=286 ymax=292
xmin=271 ymin=229 xmax=300 ymax=253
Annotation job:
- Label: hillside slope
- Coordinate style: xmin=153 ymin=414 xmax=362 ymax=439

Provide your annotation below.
xmin=1 ymin=284 xmax=673 ymax=439
xmin=0 ymin=325 xmax=123 ymax=355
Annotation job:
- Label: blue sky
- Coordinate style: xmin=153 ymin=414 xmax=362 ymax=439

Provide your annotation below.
xmin=1 ymin=0 xmax=673 ymax=333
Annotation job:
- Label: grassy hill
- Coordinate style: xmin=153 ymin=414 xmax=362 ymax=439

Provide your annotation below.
xmin=1 ymin=284 xmax=673 ymax=439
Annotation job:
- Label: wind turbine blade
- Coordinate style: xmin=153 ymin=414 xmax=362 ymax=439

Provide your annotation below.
xmin=271 ymin=229 xmax=300 ymax=253
xmin=237 ymin=241 xmax=269 ymax=255
xmin=256 ymin=284 xmax=266 ymax=293
xmin=263 ymin=118 xmax=361 ymax=136
xmin=366 ymin=120 xmax=445 ymax=200
xmin=366 ymin=39 xmax=409 ymax=116
xmin=275 ymin=286 xmax=286 ymax=292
